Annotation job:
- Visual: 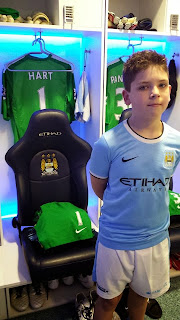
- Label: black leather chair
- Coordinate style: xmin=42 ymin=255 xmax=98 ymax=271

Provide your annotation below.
xmin=119 ymin=108 xmax=180 ymax=253
xmin=5 ymin=109 xmax=97 ymax=282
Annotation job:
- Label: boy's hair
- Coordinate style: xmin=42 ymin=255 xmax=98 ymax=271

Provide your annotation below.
xmin=123 ymin=50 xmax=168 ymax=92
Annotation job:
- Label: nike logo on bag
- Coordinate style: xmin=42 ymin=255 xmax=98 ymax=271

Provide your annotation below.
xmin=75 ymin=227 xmax=87 ymax=234
xmin=122 ymin=156 xmax=138 ymax=162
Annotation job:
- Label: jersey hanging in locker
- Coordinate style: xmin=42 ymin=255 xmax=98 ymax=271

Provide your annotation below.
xmin=2 ymin=54 xmax=76 ymax=143
xmin=105 ymin=58 xmax=129 ymax=131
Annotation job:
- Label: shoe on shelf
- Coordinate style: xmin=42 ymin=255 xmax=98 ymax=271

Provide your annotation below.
xmin=48 ymin=279 xmax=59 ymax=289
xmin=78 ymin=274 xmax=94 ymax=289
xmin=10 ymin=285 xmax=29 ymax=312
xmin=62 ymin=275 xmax=74 ymax=285
xmin=28 ymin=283 xmax=46 ymax=309
xmin=75 ymin=292 xmax=94 ymax=320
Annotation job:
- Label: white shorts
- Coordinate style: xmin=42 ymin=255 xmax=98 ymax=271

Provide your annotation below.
xmin=95 ymin=238 xmax=170 ymax=299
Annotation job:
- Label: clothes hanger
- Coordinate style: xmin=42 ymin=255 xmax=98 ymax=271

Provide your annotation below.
xmin=107 ymin=36 xmax=144 ymax=67
xmin=4 ymin=34 xmax=75 ymax=72
xmin=4 ymin=37 xmax=49 ymax=71
xmin=172 ymin=52 xmax=179 ymax=59
xmin=107 ymin=55 xmax=130 ymax=67
xmin=127 ymin=36 xmax=143 ymax=54
xmin=34 ymin=36 xmax=75 ymax=70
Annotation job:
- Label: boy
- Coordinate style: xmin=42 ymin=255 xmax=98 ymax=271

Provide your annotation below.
xmin=90 ymin=50 xmax=180 ymax=320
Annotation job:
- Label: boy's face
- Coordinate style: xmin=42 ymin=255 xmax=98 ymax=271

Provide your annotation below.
xmin=123 ymin=66 xmax=171 ymax=119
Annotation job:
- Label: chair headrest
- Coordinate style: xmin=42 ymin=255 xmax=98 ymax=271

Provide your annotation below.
xmin=25 ymin=109 xmax=76 ymax=138
xmin=5 ymin=109 xmax=92 ymax=170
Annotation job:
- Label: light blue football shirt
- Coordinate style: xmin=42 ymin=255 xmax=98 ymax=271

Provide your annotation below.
xmin=90 ymin=120 xmax=180 ymax=250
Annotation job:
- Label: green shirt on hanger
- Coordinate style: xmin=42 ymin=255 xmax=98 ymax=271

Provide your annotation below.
xmin=2 ymin=54 xmax=76 ymax=143
xmin=106 ymin=58 xmax=129 ymax=131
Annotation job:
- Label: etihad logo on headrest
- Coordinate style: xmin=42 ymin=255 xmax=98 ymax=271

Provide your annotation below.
xmin=39 ymin=131 xmax=62 ymax=137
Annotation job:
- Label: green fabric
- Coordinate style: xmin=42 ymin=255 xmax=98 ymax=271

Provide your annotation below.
xmin=105 ymin=58 xmax=129 ymax=131
xmin=0 ymin=8 xmax=19 ymax=18
xmin=2 ymin=54 xmax=76 ymax=143
xmin=34 ymin=202 xmax=93 ymax=250
xmin=169 ymin=190 xmax=180 ymax=216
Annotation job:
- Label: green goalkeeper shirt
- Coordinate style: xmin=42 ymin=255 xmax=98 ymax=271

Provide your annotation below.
xmin=34 ymin=202 xmax=93 ymax=249
xmin=105 ymin=58 xmax=129 ymax=131
xmin=2 ymin=54 xmax=76 ymax=142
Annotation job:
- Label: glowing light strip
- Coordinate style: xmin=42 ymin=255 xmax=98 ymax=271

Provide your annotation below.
xmin=1 ymin=202 xmax=17 ymax=218
xmin=1 ymin=214 xmax=17 ymax=219
xmin=107 ymin=39 xmax=167 ymax=48
xmin=0 ymin=33 xmax=82 ymax=41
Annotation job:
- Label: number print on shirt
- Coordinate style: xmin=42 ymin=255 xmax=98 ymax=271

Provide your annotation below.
xmin=75 ymin=211 xmax=83 ymax=226
xmin=114 ymin=87 xmax=128 ymax=121
xmin=170 ymin=192 xmax=180 ymax=209
xmin=116 ymin=87 xmax=127 ymax=108
xmin=38 ymin=86 xmax=46 ymax=110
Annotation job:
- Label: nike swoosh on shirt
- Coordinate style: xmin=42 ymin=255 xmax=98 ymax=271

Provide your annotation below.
xmin=75 ymin=227 xmax=87 ymax=234
xmin=122 ymin=156 xmax=138 ymax=162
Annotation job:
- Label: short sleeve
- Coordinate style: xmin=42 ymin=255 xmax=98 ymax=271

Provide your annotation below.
xmin=89 ymin=135 xmax=111 ymax=179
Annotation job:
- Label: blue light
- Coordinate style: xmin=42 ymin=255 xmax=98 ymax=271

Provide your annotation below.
xmin=107 ymin=39 xmax=167 ymax=64
xmin=0 ymin=33 xmax=82 ymax=43
xmin=2 ymin=213 xmax=17 ymax=219
xmin=88 ymin=195 xmax=98 ymax=207
xmin=1 ymin=201 xmax=17 ymax=218
xmin=0 ymin=32 xmax=82 ymax=67
xmin=108 ymin=39 xmax=166 ymax=50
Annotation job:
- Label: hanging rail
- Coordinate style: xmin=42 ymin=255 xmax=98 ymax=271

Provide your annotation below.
xmin=127 ymin=36 xmax=144 ymax=54
xmin=84 ymin=49 xmax=91 ymax=71
xmin=172 ymin=52 xmax=180 ymax=59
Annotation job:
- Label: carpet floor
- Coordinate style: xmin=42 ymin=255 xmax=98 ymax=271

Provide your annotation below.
xmin=12 ymin=276 xmax=180 ymax=320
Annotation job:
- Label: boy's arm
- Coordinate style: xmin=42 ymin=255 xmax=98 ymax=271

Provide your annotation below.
xmin=90 ymin=174 xmax=108 ymax=200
